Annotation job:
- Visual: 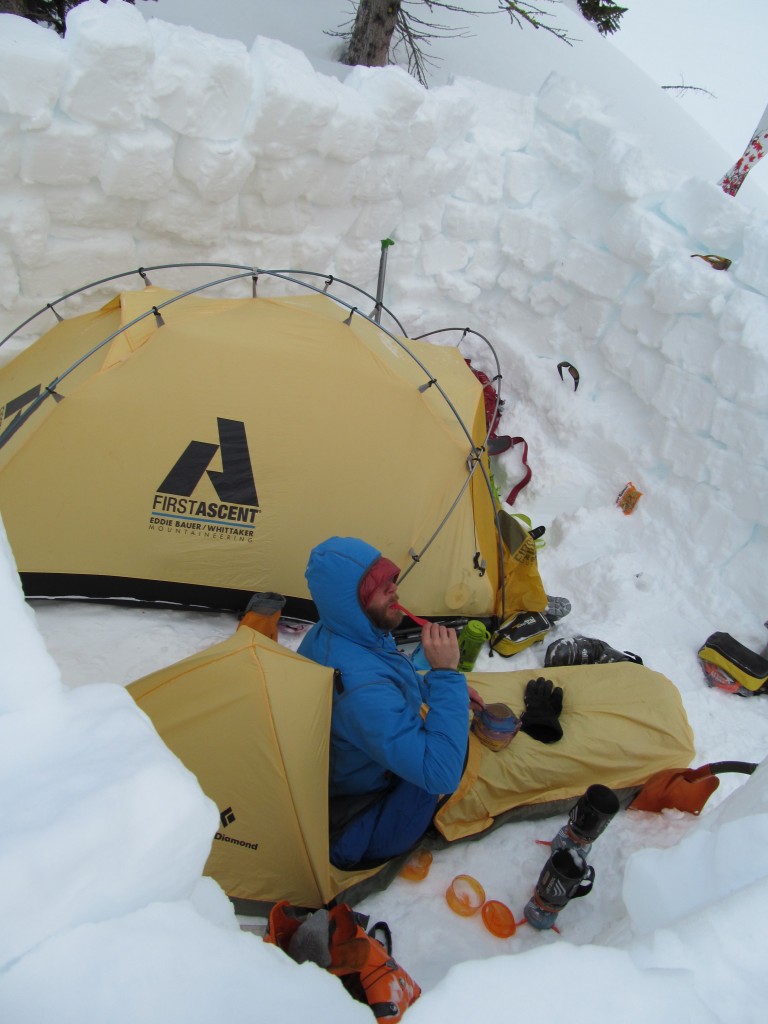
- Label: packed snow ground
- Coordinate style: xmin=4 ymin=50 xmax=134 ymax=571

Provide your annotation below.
xmin=1 ymin=2 xmax=768 ymax=1022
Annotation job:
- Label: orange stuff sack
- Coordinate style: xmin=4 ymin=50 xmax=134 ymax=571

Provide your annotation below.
xmin=239 ymin=591 xmax=286 ymax=641
xmin=629 ymin=765 xmax=720 ymax=815
xmin=265 ymin=901 xmax=421 ymax=1023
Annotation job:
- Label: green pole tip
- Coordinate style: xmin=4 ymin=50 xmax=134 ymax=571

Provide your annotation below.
xmin=381 ymin=238 xmax=395 ymax=249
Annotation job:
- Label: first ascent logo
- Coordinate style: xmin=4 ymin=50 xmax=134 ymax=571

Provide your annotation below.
xmin=149 ymin=417 xmax=260 ymax=542
xmin=0 ymin=383 xmax=42 ymax=433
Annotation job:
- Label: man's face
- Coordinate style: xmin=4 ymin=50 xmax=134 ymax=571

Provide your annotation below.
xmin=365 ymin=576 xmax=404 ymax=632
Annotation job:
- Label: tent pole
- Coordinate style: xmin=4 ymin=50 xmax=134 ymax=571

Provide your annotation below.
xmin=373 ymin=238 xmax=395 ymax=324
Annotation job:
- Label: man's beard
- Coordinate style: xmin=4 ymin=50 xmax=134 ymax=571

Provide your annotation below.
xmin=367 ymin=604 xmax=405 ymax=632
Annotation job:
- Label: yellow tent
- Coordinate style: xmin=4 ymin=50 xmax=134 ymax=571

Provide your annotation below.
xmin=128 ymin=623 xmax=695 ymax=910
xmin=0 ymin=285 xmax=544 ymax=618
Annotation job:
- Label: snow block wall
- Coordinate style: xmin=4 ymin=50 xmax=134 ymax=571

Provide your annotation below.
xmin=0 ymin=0 xmax=766 ymax=610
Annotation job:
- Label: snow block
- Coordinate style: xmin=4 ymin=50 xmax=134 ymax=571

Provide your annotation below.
xmin=245 ymin=155 xmax=321 ymax=207
xmin=0 ymin=523 xmax=61 ymax=711
xmin=17 ymin=232 xmax=137 ymax=300
xmin=0 ymin=15 xmax=66 ymax=125
xmin=717 ymin=288 xmax=768 ymax=351
xmin=0 ymin=115 xmax=21 ymax=185
xmin=556 ymin=239 xmax=634 ymax=301
xmin=593 ymin=134 xmax=681 ymax=200
xmin=147 ymin=20 xmax=252 ymax=141
xmin=659 ymin=315 xmax=721 ymax=375
xmin=623 ymin=761 xmax=768 ymax=934
xmin=538 ymin=72 xmax=608 ymax=126
xmin=563 ymin=293 xmax=614 ymax=342
xmin=645 ymin=255 xmax=732 ymax=315
xmin=59 ymin=0 xmax=153 ymax=130
xmin=499 ymin=209 xmax=563 ymax=273
xmin=653 ymin=364 xmax=717 ymax=434
xmin=175 ymin=137 xmax=255 ymax=203
xmin=658 ymin=427 xmax=711 ymax=485
xmin=442 ymin=199 xmax=500 ymax=243
xmin=315 ymin=79 xmax=379 ymax=164
xmin=733 ymin=220 xmax=768 ymax=297
xmin=238 ymin=194 xmax=312 ymax=235
xmin=344 ymin=64 xmax=426 ymax=154
xmin=504 ymin=152 xmax=547 ymax=207
xmin=21 ymin=116 xmax=104 ymax=187
xmin=0 ymin=685 xmax=218 ymax=970
xmin=706 ymin=448 xmax=768 ymax=525
xmin=347 ymin=198 xmax=404 ymax=243
xmin=660 ymin=178 xmax=751 ymax=251
xmin=602 ymin=322 xmax=638 ymax=376
xmin=530 ymin=120 xmax=593 ymax=178
xmin=0 ymin=191 xmax=49 ymax=266
xmin=452 ymin=149 xmax=505 ymax=204
xmin=619 ymin=283 xmax=672 ymax=349
xmin=629 ymin=346 xmax=666 ymax=407
xmin=248 ymin=37 xmax=338 ymax=159
xmin=44 ymin=184 xmax=139 ymax=230
xmin=604 ymin=203 xmax=681 ymax=271
xmin=712 ymin=344 xmax=768 ymax=414
xmin=140 ymin=189 xmax=238 ymax=245
xmin=464 ymin=79 xmax=535 ymax=153
xmin=420 ymin=236 xmax=472 ymax=277
xmin=98 ymin=126 xmax=175 ymax=201
xmin=556 ymin=186 xmax=618 ymax=247
xmin=0 ymin=252 xmax=20 ymax=311
xmin=710 ymin=398 xmax=768 ymax=463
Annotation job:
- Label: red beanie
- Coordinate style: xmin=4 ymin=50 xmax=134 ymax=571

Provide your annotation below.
xmin=358 ymin=557 xmax=400 ymax=609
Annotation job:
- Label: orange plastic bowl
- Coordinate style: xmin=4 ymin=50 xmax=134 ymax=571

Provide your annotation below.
xmin=399 ymin=849 xmax=433 ymax=882
xmin=481 ymin=899 xmax=517 ymax=938
xmin=445 ymin=874 xmax=486 ymax=916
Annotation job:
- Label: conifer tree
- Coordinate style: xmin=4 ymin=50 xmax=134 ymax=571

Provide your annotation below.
xmin=0 ymin=0 xmax=154 ymax=36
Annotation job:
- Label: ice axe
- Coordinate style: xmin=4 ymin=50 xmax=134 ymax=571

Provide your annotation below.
xmin=629 ymin=760 xmax=757 ymax=815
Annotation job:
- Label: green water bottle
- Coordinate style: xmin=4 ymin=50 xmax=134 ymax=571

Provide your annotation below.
xmin=457 ymin=620 xmax=490 ymax=673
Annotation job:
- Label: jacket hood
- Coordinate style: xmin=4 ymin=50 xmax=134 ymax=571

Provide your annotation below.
xmin=305 ymin=536 xmax=386 ymax=646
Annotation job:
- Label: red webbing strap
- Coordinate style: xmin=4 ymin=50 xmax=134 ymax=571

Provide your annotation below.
xmin=504 ymin=436 xmax=531 ymax=506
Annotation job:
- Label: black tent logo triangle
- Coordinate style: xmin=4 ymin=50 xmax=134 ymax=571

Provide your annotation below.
xmin=158 ymin=418 xmax=258 ymax=507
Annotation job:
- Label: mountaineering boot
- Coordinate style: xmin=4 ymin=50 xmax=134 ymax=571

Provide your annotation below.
xmin=550 ymin=784 xmax=620 ymax=856
xmin=544 ymin=634 xmax=643 ymax=667
xmin=544 ymin=595 xmax=571 ymax=625
xmin=524 ymin=848 xmax=595 ymax=931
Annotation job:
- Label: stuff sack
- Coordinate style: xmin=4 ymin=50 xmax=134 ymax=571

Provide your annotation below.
xmin=698 ymin=631 xmax=768 ymax=696
xmin=490 ymin=611 xmax=550 ymax=657
xmin=265 ymin=901 xmax=421 ymax=1022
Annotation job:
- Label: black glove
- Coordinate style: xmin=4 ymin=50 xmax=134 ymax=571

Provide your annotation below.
xmin=520 ymin=676 xmax=563 ymax=743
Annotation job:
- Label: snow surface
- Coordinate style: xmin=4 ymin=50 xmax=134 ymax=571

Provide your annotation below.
xmin=1 ymin=2 xmax=768 ymax=1021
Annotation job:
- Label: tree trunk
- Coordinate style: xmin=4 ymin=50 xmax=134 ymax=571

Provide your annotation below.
xmin=0 ymin=0 xmax=28 ymax=16
xmin=343 ymin=0 xmax=402 ymax=68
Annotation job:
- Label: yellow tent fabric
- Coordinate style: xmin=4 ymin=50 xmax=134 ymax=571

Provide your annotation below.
xmin=435 ymin=662 xmax=696 ymax=841
xmin=128 ymin=625 xmax=695 ymax=909
xmin=128 ymin=624 xmax=381 ymax=908
xmin=0 ymin=287 xmax=545 ymax=618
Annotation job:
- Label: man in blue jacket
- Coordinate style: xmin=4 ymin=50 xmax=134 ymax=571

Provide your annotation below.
xmin=298 ymin=536 xmax=470 ymax=869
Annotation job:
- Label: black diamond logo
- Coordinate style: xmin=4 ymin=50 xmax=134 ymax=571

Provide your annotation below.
xmin=220 ymin=807 xmax=236 ymax=828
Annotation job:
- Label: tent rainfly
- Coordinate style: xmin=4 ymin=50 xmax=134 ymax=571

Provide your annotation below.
xmin=0 ymin=279 xmax=545 ymax=619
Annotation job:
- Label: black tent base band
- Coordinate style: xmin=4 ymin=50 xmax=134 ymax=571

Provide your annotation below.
xmin=21 ymin=572 xmax=317 ymax=619
xmin=21 ymin=573 xmax=482 ymax=630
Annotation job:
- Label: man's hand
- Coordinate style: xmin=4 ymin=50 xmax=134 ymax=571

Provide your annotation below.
xmin=421 ymin=621 xmax=460 ymax=671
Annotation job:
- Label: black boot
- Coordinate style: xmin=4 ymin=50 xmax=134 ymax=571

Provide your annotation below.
xmin=544 ymin=635 xmax=643 ymax=667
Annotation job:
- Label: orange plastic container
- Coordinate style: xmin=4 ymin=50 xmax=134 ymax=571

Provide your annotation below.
xmin=399 ymin=849 xmax=433 ymax=882
xmin=445 ymin=874 xmax=485 ymax=916
xmin=481 ymin=899 xmax=517 ymax=938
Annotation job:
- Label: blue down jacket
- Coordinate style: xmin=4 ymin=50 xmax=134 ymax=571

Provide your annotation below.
xmin=298 ymin=536 xmax=469 ymax=798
